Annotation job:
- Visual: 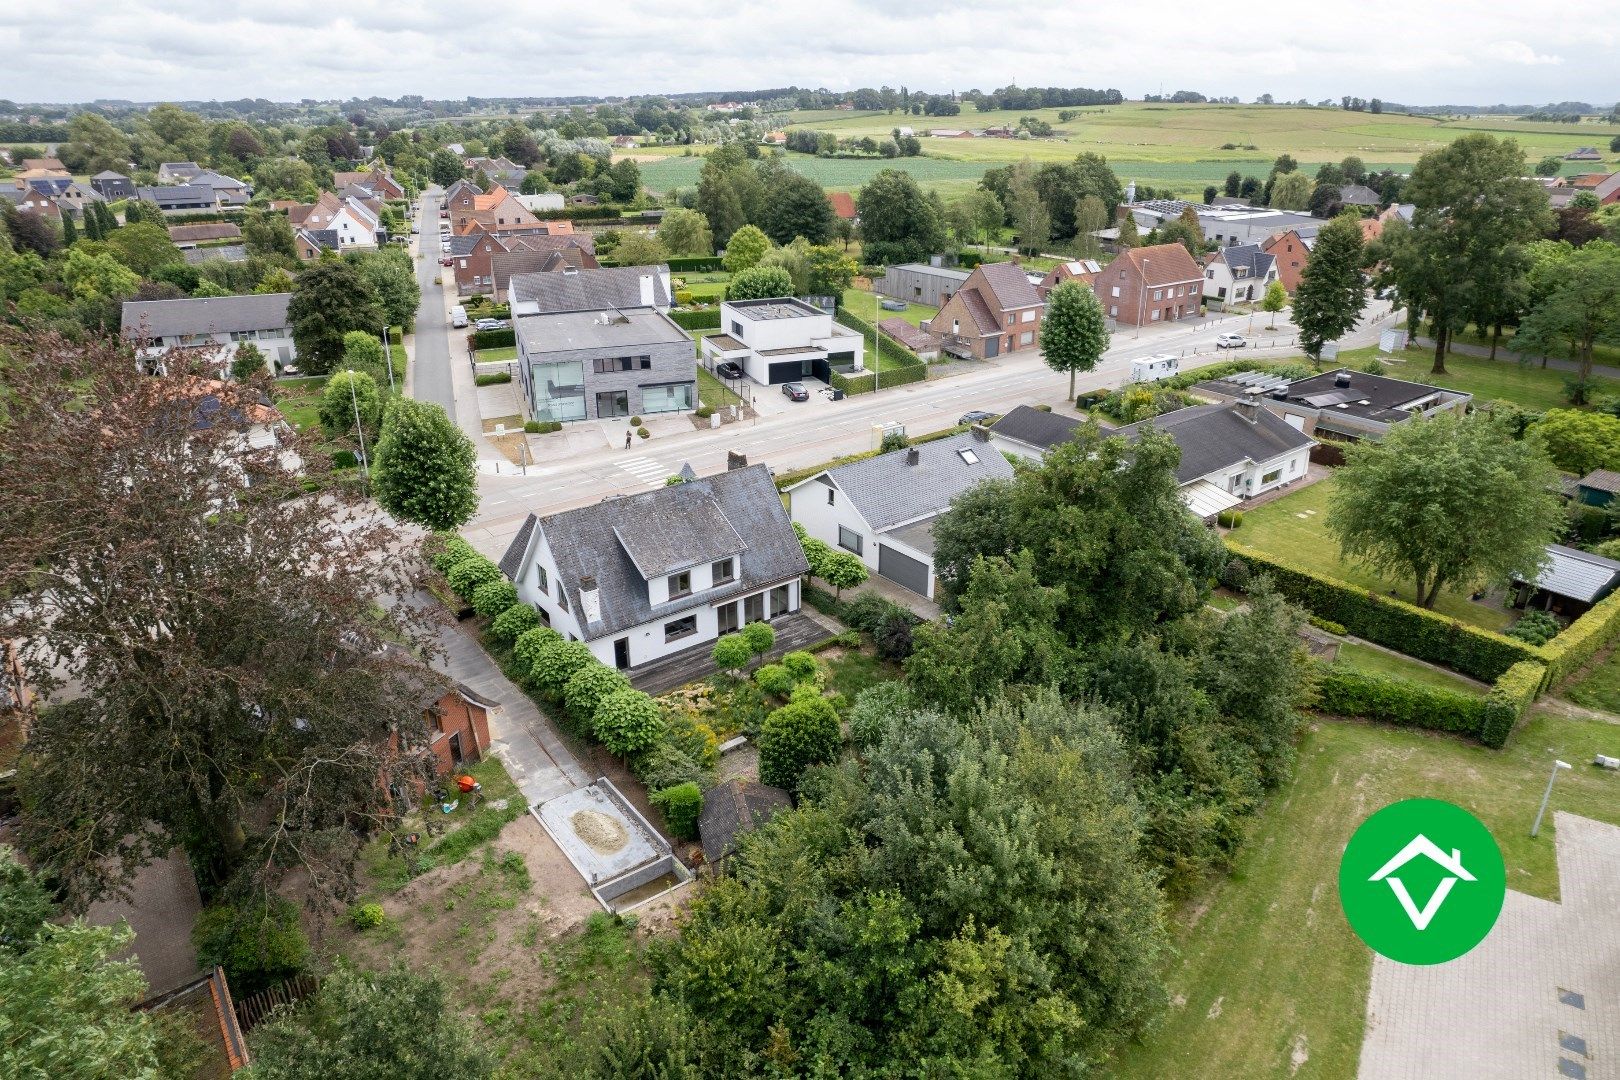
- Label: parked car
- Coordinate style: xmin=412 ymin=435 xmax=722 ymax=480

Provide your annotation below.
xmin=450 ymin=306 xmax=468 ymax=328
xmin=474 ymin=318 xmax=507 ymax=331
xmin=957 ymin=409 xmax=996 ymax=426
xmin=1215 ymin=333 xmax=1247 ymax=349
xmin=714 ymin=361 xmax=745 ymax=381
xmin=440 ymin=256 xmax=453 ymax=267
xmin=410 ymin=224 xmax=420 ymax=234
xmin=782 ymin=382 xmax=809 ymax=401
xmin=439 ymin=209 xmax=448 ymax=219
xmin=879 ymin=298 xmax=907 ymax=311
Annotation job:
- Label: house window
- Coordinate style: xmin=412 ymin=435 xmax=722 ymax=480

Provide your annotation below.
xmin=958 ymin=448 xmax=979 ymax=464
xmin=731 ymin=321 xmax=743 ymax=336
xmin=769 ymin=584 xmax=790 ymax=617
xmin=1109 ymin=305 xmax=1118 ymax=317
xmin=639 ymin=356 xmax=652 ymax=369
xmin=951 ymin=319 xmax=960 ymax=335
xmin=535 ymin=564 xmax=548 ymax=592
xmin=593 ymin=357 xmax=634 ymax=374
xmin=664 ymin=615 xmax=698 ymax=642
xmin=716 ymin=601 xmax=739 ymax=634
xmin=712 ymin=558 xmax=735 ymax=585
xmin=1021 ymin=309 xmax=1035 ymax=322
xmin=668 ymin=570 xmax=691 ymax=598
xmin=641 ymin=382 xmax=693 ymax=414
xmin=558 ymin=587 xmax=569 ymax=612
xmin=1110 ymin=286 xmax=1121 ymax=298
xmin=1151 ymin=309 xmax=1162 ymax=322
xmin=838 ymin=526 xmax=863 ymax=555
xmin=596 ymin=390 xmax=630 ymax=418
xmin=1005 ymin=314 xmax=1013 ymax=327
xmin=1019 ymin=331 xmax=1033 ymax=346
xmin=1262 ymin=469 xmax=1282 ymax=485
xmin=1206 ymin=269 xmax=1215 ymax=279
xmin=1153 ymin=289 xmax=1163 ymax=301
xmin=826 ymin=488 xmax=835 ymax=506
xmin=744 ymin=593 xmax=764 ymax=623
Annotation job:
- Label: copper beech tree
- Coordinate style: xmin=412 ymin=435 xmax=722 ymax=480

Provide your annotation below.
xmin=0 ymin=327 xmax=444 ymax=909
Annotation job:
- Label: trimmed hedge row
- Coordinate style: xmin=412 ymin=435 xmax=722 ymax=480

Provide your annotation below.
xmin=533 ymin=205 xmax=626 ymax=221
xmin=1314 ymin=666 xmax=1487 ymax=738
xmin=667 ymin=256 xmax=723 ymax=272
xmin=1540 ymin=586 xmax=1620 ymax=688
xmin=669 ymin=309 xmax=722 ymax=331
xmin=828 ymin=364 xmax=928 ymax=396
xmin=1226 ymin=542 xmax=1539 ymax=682
xmin=470 ymin=327 xmax=516 ymax=349
xmin=1482 ymin=660 xmax=1545 ymax=749
xmin=833 ymin=306 xmax=924 ymax=370
xmin=829 ymin=370 xmax=875 ymax=396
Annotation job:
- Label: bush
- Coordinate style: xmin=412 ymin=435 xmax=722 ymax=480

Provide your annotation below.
xmin=1540 ymin=586 xmax=1620 ymax=686
xmin=650 ymin=782 xmax=703 ymax=840
xmin=512 ymin=626 xmax=563 ymax=672
xmin=781 ymin=650 xmax=819 ymax=682
xmin=711 ymin=633 xmax=753 ymax=675
xmin=1217 ymin=558 xmax=1251 ymax=591
xmin=592 ymin=687 xmax=664 ymax=756
xmin=564 ymin=663 xmax=631 ymax=728
xmin=445 ymin=554 xmax=503 ymax=600
xmin=529 ymin=637 xmax=596 ymax=699
xmin=695 ymin=405 xmax=714 ymax=419
xmin=192 ymin=898 xmax=310 ymax=996
xmin=1313 ymin=665 xmax=1487 ymax=737
xmin=471 ymin=579 xmax=519 ymax=618
xmin=1505 ymin=610 xmax=1560 ymax=646
xmin=740 ymin=621 xmax=775 ymax=656
xmin=1481 ymin=660 xmax=1544 ymax=748
xmin=1225 ymin=542 xmax=1539 ymax=681
xmin=490 ymin=603 xmax=541 ymax=644
xmin=349 ymin=902 xmax=386 ymax=930
xmin=637 ymin=426 xmax=650 ymax=439
xmin=1216 ymin=509 xmax=1244 ymax=529
xmin=628 ymin=415 xmax=642 ymax=426
xmin=757 ymin=694 xmax=842 ymax=790
xmin=428 ymin=534 xmax=479 ymax=574
xmin=849 ymin=681 xmax=911 ymax=748
xmin=332 ymin=449 xmax=359 ymax=469
xmin=634 ymin=741 xmax=709 ymax=791
xmin=872 ymin=612 xmax=915 ymax=663
xmin=755 ymin=663 xmax=797 ymax=698
xmin=524 ymin=419 xmax=563 ymax=434
xmin=1309 ymin=615 xmax=1347 ymax=636
xmin=474 ymin=371 xmax=511 ymax=386
xmin=669 ymin=309 xmax=721 ymax=331
xmin=469 ymin=327 xmax=516 ymax=349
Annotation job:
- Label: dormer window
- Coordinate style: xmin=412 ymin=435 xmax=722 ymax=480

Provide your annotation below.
xmin=668 ymin=570 xmax=691 ymax=598
xmin=712 ymin=558 xmax=735 ymax=585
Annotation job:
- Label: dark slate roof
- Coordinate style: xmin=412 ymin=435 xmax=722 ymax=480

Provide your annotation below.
xmin=611 ymin=493 xmax=746 ymax=577
xmin=1515 ymin=544 xmax=1620 ymax=602
xmin=1337 ymin=184 xmax=1382 ymax=206
xmin=1579 ymin=469 xmax=1620 ymax=494
xmin=120 ymin=293 xmax=292 ymax=338
xmin=699 ymin=778 xmax=792 ymax=864
xmin=184 ymin=244 xmax=247 ymax=265
xmin=91 ymin=169 xmax=130 ymax=180
xmin=447 ymin=233 xmax=484 ymax=257
xmin=1273 ymin=368 xmax=1465 ymax=424
xmin=502 ymin=464 xmax=807 ymax=640
xmin=1216 ymin=242 xmax=1275 ymax=279
xmin=510 ymin=265 xmax=670 ymax=312
xmin=1114 ymin=402 xmax=1315 ymax=484
xmin=989 ymin=405 xmax=1082 ymax=450
xmin=974 ymin=260 xmax=1042 ymax=310
xmin=806 ymin=431 xmax=1016 ymax=533
xmin=139 ymin=184 xmax=214 ymax=206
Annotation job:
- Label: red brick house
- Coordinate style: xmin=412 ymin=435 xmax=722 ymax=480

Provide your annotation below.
xmin=1261 ymin=230 xmax=1312 ymax=293
xmin=423 ymin=683 xmax=495 ymax=776
xmin=450 ymin=184 xmax=545 ymax=235
xmin=449 ymin=225 xmax=597 ymax=295
xmin=933 ymin=261 xmax=1045 ymax=359
xmin=1035 ymin=258 xmax=1103 ymax=300
xmin=827 ymin=192 xmax=857 ymax=220
xmin=1570 ymin=172 xmax=1620 ymax=204
xmin=1095 ymin=243 xmax=1204 ymax=326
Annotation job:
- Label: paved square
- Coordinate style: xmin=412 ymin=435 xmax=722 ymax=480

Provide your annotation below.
xmin=1360 ymin=813 xmax=1620 ymax=1078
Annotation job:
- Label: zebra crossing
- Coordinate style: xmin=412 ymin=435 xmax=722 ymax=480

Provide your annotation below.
xmin=616 ymin=455 xmax=669 ymax=487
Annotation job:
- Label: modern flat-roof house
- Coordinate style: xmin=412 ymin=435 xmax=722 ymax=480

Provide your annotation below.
xmin=1096 ymin=243 xmax=1205 ymax=326
xmin=1511 ymin=544 xmax=1620 ymax=619
xmin=1124 ymin=199 xmax=1321 ymax=248
xmin=509 ymin=264 xmax=670 ymax=317
xmin=1202 ymin=243 xmax=1279 ymax=304
xmin=515 ymin=307 xmax=694 ymax=422
xmin=875 ymin=262 xmax=970 ymax=308
xmin=120 ymin=293 xmax=295 ymax=374
xmin=1193 ymin=368 xmax=1471 ymax=449
xmin=989 ymin=401 xmax=1315 ymax=520
xmin=498 ymin=464 xmax=809 ymax=671
xmin=700 ymin=298 xmax=864 ymax=386
xmin=785 ymin=429 xmax=1015 ymax=599
xmin=932 ymin=262 xmax=1047 ymax=360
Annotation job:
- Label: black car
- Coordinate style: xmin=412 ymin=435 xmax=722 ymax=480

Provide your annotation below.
xmin=715 ymin=361 xmax=745 ymax=381
xmin=957 ymin=409 xmax=996 ymax=426
xmin=782 ymin=382 xmax=809 ymax=401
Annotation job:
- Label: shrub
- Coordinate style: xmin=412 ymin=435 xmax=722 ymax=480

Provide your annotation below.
xmin=650 ymin=782 xmax=703 ymax=840
xmin=872 ymin=613 xmax=915 ymax=663
xmin=592 ymin=688 xmax=664 ymax=756
xmin=469 ymin=327 xmax=516 ymax=349
xmin=695 ymin=405 xmax=714 ymax=419
xmin=711 ymin=633 xmax=753 ymax=675
xmin=1218 ymin=558 xmax=1251 ymax=591
xmin=332 ymin=449 xmax=359 ymax=469
xmin=564 ymin=663 xmax=631 ymax=728
xmin=757 ymin=694 xmax=842 ymax=790
xmin=781 ymin=650 xmax=819 ymax=683
xmin=524 ymin=420 xmax=563 ymax=434
xmin=1313 ymin=666 xmax=1486 ymax=737
xmin=662 ymin=707 xmax=721 ymax=767
xmin=513 ymin=626 xmax=563 ymax=672
xmin=349 ymin=902 xmax=386 ymax=930
xmin=1481 ymin=660 xmax=1545 ymax=748
xmin=471 ymin=579 xmax=519 ymax=618
xmin=634 ymin=741 xmax=709 ymax=791
xmin=755 ymin=663 xmax=796 ymax=698
xmin=629 ymin=415 xmax=642 ymax=426
xmin=1505 ymin=610 xmax=1560 ymax=646
xmin=192 ymin=898 xmax=310 ymax=996
xmin=445 ymin=554 xmax=503 ymax=600
xmin=428 ymin=534 xmax=478 ymax=574
xmin=841 ymin=592 xmax=900 ymax=634
xmin=637 ymin=427 xmax=650 ymax=439
xmin=490 ymin=603 xmax=541 ymax=644
xmin=740 ymin=621 xmax=775 ymax=657
xmin=1540 ymin=586 xmax=1620 ymax=686
xmin=1216 ymin=509 xmax=1244 ymax=529
xmin=530 ymin=638 xmax=596 ymax=699
xmin=675 ymin=289 xmax=694 ymax=305
xmin=848 ymin=681 xmax=911 ymax=748
xmin=1309 ymin=615 xmax=1348 ymax=636
xmin=474 ymin=371 xmax=511 ymax=386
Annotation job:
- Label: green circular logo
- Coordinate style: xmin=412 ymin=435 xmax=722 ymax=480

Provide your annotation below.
xmin=1339 ymin=798 xmax=1506 ymax=965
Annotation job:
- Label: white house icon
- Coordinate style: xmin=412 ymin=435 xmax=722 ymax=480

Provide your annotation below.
xmin=1368 ymin=834 xmax=1475 ymax=931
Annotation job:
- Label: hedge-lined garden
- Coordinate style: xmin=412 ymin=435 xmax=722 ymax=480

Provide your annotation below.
xmin=669 ymin=308 xmax=721 ymax=332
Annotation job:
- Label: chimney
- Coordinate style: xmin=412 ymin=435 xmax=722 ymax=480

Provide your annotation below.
xmin=578 ymin=576 xmax=603 ymax=628
xmin=1235 ymin=388 xmax=1262 ymax=424
xmin=906 ymin=448 xmax=920 ymax=466
xmin=727 ymin=450 xmax=748 ymax=471
xmin=970 ymin=423 xmax=990 ymax=442
xmin=639 ymin=272 xmax=655 ymax=308
xmin=1334 ymin=371 xmax=1352 ymax=388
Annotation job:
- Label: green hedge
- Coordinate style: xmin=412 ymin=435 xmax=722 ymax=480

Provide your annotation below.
xmin=1314 ymin=666 xmax=1487 ymax=738
xmin=533 ymin=205 xmax=625 ymax=221
xmin=470 ymin=328 xmax=516 ymax=349
xmin=834 ymin=306 xmax=924 ymax=369
xmin=1540 ymin=587 xmax=1620 ymax=687
xmin=667 ymin=256 xmax=723 ymax=272
xmin=475 ymin=371 xmax=511 ymax=386
xmin=669 ymin=309 xmax=722 ymax=331
xmin=957 ymin=250 xmax=984 ymax=268
xmin=1482 ymin=660 xmax=1544 ymax=749
xmin=1226 ymin=542 xmax=1539 ymax=682
xmin=830 ymin=370 xmax=876 ymax=396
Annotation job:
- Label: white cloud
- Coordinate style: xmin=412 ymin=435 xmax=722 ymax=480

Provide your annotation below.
xmin=0 ymin=1 xmax=1612 ymax=104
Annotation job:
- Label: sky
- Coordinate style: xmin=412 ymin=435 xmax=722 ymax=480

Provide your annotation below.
xmin=1 ymin=0 xmax=1616 ymax=107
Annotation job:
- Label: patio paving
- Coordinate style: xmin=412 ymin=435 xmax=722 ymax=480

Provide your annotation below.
xmin=629 ymin=610 xmax=840 ymax=695
xmin=1359 ymin=812 xmax=1620 ymax=1079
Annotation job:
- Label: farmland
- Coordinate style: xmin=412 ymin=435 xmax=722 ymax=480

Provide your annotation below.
xmin=626 ymin=103 xmax=1620 ymax=198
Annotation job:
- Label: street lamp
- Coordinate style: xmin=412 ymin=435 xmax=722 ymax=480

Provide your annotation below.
xmin=1530 ymin=754 xmax=1573 ymax=838
xmin=381 ymin=325 xmax=396 ymax=393
xmin=348 ymin=363 xmax=370 ymax=482
xmin=1134 ymin=256 xmax=1149 ymax=340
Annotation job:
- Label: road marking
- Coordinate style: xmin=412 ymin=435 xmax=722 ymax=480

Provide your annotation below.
xmin=617 ymin=456 xmax=669 ymax=485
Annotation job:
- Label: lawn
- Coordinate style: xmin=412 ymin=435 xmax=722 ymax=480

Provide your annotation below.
xmin=1330 ymin=641 xmax=1484 ymax=694
xmin=1560 ymin=645 xmax=1620 ymax=714
xmin=674 ymin=270 xmax=730 ymax=302
xmin=696 ymin=367 xmax=742 ymax=409
xmin=476 ymin=345 xmax=519 ymax=363
xmin=272 ymin=375 xmax=327 ymax=431
xmin=1236 ymin=477 xmax=1514 ymax=631
xmin=1111 ymin=712 xmax=1620 ymax=1079
xmin=840 ymin=286 xmax=937 ymax=329
xmin=1377 ymin=347 xmax=1620 ymax=412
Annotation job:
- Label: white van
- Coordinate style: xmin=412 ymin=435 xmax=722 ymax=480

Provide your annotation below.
xmin=1128 ymin=353 xmax=1180 ymax=384
xmin=450 ymin=305 xmax=468 ymax=328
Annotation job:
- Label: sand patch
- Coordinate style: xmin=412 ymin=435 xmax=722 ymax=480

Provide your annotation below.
xmin=571 ymin=808 xmax=629 ymax=854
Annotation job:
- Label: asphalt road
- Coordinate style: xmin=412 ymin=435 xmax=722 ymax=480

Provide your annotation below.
xmin=410 ymin=189 xmax=456 ymax=422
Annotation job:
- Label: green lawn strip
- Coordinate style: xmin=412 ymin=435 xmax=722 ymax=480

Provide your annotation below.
xmin=1236 ymin=477 xmax=1513 ymax=631
xmin=1331 ymin=641 xmax=1484 ymax=694
xmin=1451 ymin=325 xmax=1620 ymax=373
xmin=840 ymin=286 xmax=938 ymax=330
xmin=1112 ymin=713 xmax=1620 ymax=1080
xmin=476 ymin=345 xmax=519 ymax=363
xmin=1560 ymin=644 xmax=1620 ymax=713
xmin=696 ymin=367 xmax=741 ymax=409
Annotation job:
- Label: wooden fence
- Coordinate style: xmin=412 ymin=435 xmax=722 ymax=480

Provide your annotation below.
xmin=233 ymin=973 xmax=321 ymax=1032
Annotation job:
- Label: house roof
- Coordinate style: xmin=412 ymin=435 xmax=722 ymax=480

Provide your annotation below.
xmin=827 ymin=192 xmax=857 ymax=219
xmin=510 ymin=265 xmax=670 ymax=313
xmin=877 ymin=318 xmax=938 ymax=352
xmin=1570 ymin=172 xmax=1619 ymax=189
xmin=1212 ymin=243 xmax=1275 ymax=279
xmin=1579 ymin=469 xmax=1620 ymax=494
xmin=515 ymin=307 xmax=690 ymax=354
xmin=988 ymin=404 xmax=1082 ymax=450
xmin=1337 ymin=184 xmax=1382 ymax=206
xmin=187 ymin=170 xmax=247 ymax=190
xmin=611 ymin=493 xmax=746 ymax=578
xmin=800 ymin=430 xmax=1015 ymax=533
xmin=699 ymin=778 xmax=792 ymax=864
xmin=1040 ymin=259 xmax=1103 ymax=288
xmin=167 ymin=222 xmax=242 ymax=243
xmin=91 ymin=169 xmax=131 ymax=181
xmin=1107 ymin=242 xmax=1204 ymax=286
xmin=1275 ymin=367 xmax=1465 ymax=423
xmin=121 ymin=293 xmax=292 ymax=338
xmin=138 ymin=184 xmax=214 ymax=206
xmin=1517 ymin=544 xmax=1620 ymax=603
xmin=955 ymin=287 xmax=1001 ymax=335
xmin=1115 ymin=402 xmax=1315 ymax=484
xmin=888 ymin=262 xmax=971 ymax=283
xmin=972 ymin=261 xmax=1042 ymax=310
xmin=502 ymin=465 xmax=808 ymax=640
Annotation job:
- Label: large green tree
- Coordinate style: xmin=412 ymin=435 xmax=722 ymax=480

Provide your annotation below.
xmin=105 ymin=221 xmax=182 ymax=276
xmin=856 ymin=168 xmax=945 ymax=265
xmin=656 ymin=207 xmax=714 ymax=256
xmin=242 ymin=209 xmax=299 ymax=261
xmin=61 ymin=112 xmax=132 ymax=175
xmin=372 ymin=398 xmax=479 ymax=530
xmin=726 ymin=264 xmax=794 ymax=301
xmin=1513 ymin=239 xmax=1620 ymax=383
xmin=354 ymin=248 xmax=420 ymax=330
xmin=1292 ymin=213 xmax=1367 ymax=363
xmin=1530 ymin=409 xmax=1620 ymax=475
xmin=287 ymin=259 xmax=382 ymax=375
xmin=1327 ymin=413 xmax=1562 ymax=608
xmin=1040 ymin=279 xmax=1111 ymax=398
xmin=759 ymin=169 xmax=835 ymax=246
xmin=695 ymin=144 xmax=764 ymax=245
xmin=1268 ymin=171 xmax=1313 ymax=210
xmin=720 ymin=223 xmax=771 ymax=273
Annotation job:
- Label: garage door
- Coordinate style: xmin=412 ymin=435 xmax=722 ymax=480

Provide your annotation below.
xmin=767 ymin=360 xmax=803 ymax=384
xmin=877 ymin=544 xmax=931 ymax=597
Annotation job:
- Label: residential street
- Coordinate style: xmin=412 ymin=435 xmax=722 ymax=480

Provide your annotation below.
xmin=409 ymin=187 xmax=456 ymax=423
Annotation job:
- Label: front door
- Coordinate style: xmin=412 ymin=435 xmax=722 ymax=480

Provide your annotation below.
xmin=613 ymin=637 xmax=630 ymax=669
xmin=596 ymin=390 xmax=630 ymax=418
xmin=448 ymin=731 xmax=465 ymax=765
xmin=984 ymin=336 xmax=999 ymax=358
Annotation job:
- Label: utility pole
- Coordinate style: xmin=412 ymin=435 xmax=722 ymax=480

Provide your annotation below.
xmin=1134 ymin=256 xmax=1150 ymax=340
xmin=349 ymin=365 xmax=370 ymax=482
xmin=1530 ymin=756 xmax=1572 ymax=838
xmin=381 ymin=325 xmax=396 ymax=393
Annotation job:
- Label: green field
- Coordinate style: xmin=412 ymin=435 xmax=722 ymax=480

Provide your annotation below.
xmin=1112 ymin=712 xmax=1620 ymax=1079
xmin=1378 ymin=348 xmax=1620 ymax=412
xmin=1236 ymin=477 xmax=1514 ymax=631
xmin=272 ymin=375 xmax=327 ymax=431
xmin=1561 ymin=646 xmax=1620 ymax=713
xmin=626 ymin=104 xmax=1620 ymax=198
xmin=840 ymin=286 xmax=936 ymax=328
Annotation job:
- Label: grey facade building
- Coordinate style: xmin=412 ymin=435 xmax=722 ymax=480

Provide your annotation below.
xmin=516 ymin=308 xmax=695 ymax=422
xmin=875 ymin=263 xmax=971 ymax=308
